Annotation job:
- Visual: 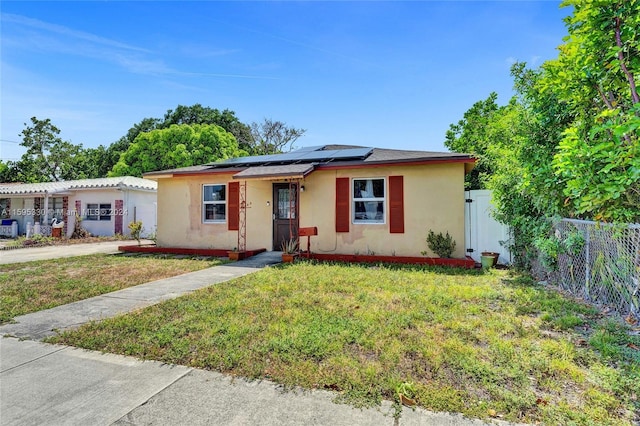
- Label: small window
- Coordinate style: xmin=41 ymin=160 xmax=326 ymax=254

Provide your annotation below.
xmin=203 ymin=184 xmax=226 ymax=223
xmin=0 ymin=198 xmax=10 ymax=219
xmin=49 ymin=198 xmax=64 ymax=222
xmin=353 ymin=178 xmax=385 ymax=223
xmin=86 ymin=203 xmax=112 ymax=221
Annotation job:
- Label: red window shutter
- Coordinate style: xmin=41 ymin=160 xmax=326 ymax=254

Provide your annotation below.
xmin=228 ymin=182 xmax=239 ymax=231
xmin=335 ymin=177 xmax=350 ymax=233
xmin=389 ymin=175 xmax=404 ymax=233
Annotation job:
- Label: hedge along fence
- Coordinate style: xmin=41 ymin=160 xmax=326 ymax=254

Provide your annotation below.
xmin=545 ymin=219 xmax=640 ymax=321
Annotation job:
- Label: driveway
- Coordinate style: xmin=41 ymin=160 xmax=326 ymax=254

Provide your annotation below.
xmin=0 ymin=240 xmax=152 ymax=265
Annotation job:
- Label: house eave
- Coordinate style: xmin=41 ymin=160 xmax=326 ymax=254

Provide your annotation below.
xmin=316 ymin=157 xmax=476 ymax=172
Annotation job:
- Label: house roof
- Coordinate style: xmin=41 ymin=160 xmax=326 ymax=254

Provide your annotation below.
xmin=143 ymin=145 xmax=475 ymax=179
xmin=232 ymin=164 xmax=316 ymax=180
xmin=0 ymin=176 xmax=157 ymax=196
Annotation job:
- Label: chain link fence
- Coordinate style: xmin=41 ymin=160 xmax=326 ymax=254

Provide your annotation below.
xmin=546 ymin=219 xmax=640 ymax=321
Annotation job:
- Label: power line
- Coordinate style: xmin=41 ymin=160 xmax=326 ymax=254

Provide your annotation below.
xmin=0 ymin=139 xmax=21 ymax=144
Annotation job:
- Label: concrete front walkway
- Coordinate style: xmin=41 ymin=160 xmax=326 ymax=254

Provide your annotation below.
xmin=0 ymin=252 xmax=512 ymax=426
xmin=0 ymin=240 xmax=153 ymax=265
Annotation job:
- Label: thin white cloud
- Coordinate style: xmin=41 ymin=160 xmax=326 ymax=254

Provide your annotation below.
xmin=177 ymin=44 xmax=240 ymax=59
xmin=2 ymin=13 xmax=150 ymax=53
xmin=2 ymin=13 xmax=277 ymax=80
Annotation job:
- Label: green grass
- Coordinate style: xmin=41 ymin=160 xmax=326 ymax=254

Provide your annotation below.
xmin=0 ymin=254 xmax=224 ymax=323
xmin=47 ymin=262 xmax=640 ymax=424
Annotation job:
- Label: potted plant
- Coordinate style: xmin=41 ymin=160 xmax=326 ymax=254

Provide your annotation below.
xmin=481 ymin=251 xmax=499 ymax=267
xmin=281 ymin=238 xmax=299 ymax=263
xmin=227 ymin=247 xmax=246 ymax=261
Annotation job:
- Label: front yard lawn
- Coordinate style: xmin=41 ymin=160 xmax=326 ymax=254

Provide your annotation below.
xmin=48 ymin=262 xmax=639 ymax=424
xmin=0 ymin=254 xmax=223 ymax=323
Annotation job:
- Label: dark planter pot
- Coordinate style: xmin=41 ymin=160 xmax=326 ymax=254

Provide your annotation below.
xmin=282 ymin=253 xmax=298 ymax=263
xmin=228 ymin=251 xmax=247 ymax=261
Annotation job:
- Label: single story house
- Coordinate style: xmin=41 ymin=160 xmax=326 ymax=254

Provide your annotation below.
xmin=0 ymin=177 xmax=157 ymax=238
xmin=145 ymin=145 xmax=475 ymax=258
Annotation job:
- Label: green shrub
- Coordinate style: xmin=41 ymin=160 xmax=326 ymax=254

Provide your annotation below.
xmin=424 ymin=230 xmax=456 ymax=258
xmin=128 ymin=221 xmax=144 ymax=245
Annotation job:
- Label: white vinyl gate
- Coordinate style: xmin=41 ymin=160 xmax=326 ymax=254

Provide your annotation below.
xmin=464 ymin=190 xmax=511 ymax=265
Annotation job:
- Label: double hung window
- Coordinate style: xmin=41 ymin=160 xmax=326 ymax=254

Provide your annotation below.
xmin=353 ymin=178 xmax=385 ymax=223
xmin=203 ymin=184 xmax=226 ymax=222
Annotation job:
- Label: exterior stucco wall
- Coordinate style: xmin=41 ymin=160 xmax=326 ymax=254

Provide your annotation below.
xmin=122 ymin=190 xmax=157 ymax=238
xmin=156 ymin=175 xmax=274 ymax=250
xmin=66 ymin=189 xmax=157 ymax=238
xmin=156 ymin=162 xmax=467 ymax=258
xmin=70 ymin=189 xmax=123 ymax=237
xmin=2 ymin=188 xmax=157 ymax=238
xmin=299 ymin=163 xmax=466 ymax=258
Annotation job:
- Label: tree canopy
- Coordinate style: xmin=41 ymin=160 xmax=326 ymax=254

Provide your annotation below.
xmin=4 ymin=117 xmax=93 ymax=183
xmin=446 ymin=0 xmax=640 ymax=267
xmin=1 ymin=105 xmax=306 ymax=182
xmin=544 ymin=0 xmax=639 ymax=222
xmin=109 ymin=124 xmax=246 ymax=177
xmin=91 ymin=105 xmax=303 ymax=176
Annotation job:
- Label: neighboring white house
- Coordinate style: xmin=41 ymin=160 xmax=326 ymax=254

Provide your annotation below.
xmin=0 ymin=177 xmax=157 ymax=238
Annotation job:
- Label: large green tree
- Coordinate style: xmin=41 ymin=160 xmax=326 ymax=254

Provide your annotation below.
xmin=544 ymin=0 xmax=640 ymax=222
xmin=445 ymin=92 xmax=501 ymax=189
xmin=0 ymin=160 xmax=14 ymax=182
xmin=11 ymin=117 xmax=91 ymax=182
xmin=163 ymin=105 xmax=254 ymax=152
xmin=99 ymin=105 xmax=254 ymax=176
xmin=446 ymin=0 xmax=639 ymax=267
xmin=109 ymin=124 xmax=246 ymax=177
xmin=96 ymin=117 xmax=161 ymax=178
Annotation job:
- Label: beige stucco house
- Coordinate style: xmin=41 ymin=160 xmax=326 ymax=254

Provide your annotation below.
xmin=145 ymin=145 xmax=475 ymax=258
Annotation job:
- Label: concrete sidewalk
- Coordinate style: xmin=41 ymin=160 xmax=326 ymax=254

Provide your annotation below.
xmin=0 ymin=240 xmax=153 ymax=265
xmin=0 ymin=338 xmax=494 ymax=426
xmin=0 ymin=251 xmax=507 ymax=426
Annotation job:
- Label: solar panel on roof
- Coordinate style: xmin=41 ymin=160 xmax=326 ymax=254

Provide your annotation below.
xmin=208 ymin=146 xmax=373 ymax=167
xmin=292 ymin=145 xmax=325 ymax=152
xmin=296 ymin=147 xmax=373 ymax=161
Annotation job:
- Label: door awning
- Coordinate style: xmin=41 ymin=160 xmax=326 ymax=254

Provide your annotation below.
xmin=232 ymin=164 xmax=315 ymax=180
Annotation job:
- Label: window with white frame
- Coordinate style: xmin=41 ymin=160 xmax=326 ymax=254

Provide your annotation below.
xmin=353 ymin=178 xmax=385 ymax=223
xmin=203 ymin=184 xmax=226 ymax=222
xmin=86 ymin=203 xmax=112 ymax=221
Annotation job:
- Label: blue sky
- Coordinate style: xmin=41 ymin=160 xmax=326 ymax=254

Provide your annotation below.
xmin=1 ymin=1 xmax=570 ymax=161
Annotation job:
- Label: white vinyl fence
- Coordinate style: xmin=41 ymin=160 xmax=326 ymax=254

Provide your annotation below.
xmin=551 ymin=219 xmax=640 ymax=320
xmin=464 ymin=190 xmax=511 ymax=265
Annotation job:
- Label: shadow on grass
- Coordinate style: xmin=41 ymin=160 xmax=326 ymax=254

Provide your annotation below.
xmin=292 ymin=258 xmax=487 ymax=276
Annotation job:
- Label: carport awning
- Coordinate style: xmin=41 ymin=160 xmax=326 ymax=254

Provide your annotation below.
xmin=232 ymin=164 xmax=315 ymax=180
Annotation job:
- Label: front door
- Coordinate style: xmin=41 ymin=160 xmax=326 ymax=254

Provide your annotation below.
xmin=273 ymin=183 xmax=299 ymax=250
